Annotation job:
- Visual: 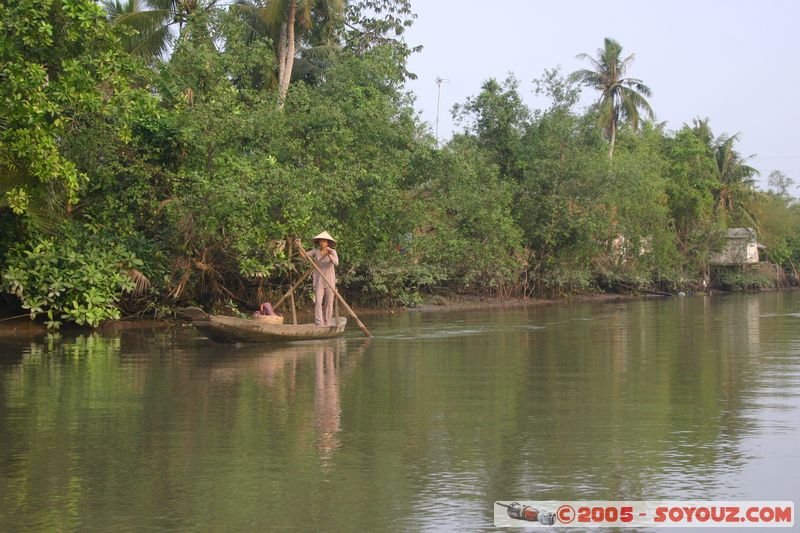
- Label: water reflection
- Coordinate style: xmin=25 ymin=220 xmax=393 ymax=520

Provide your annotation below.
xmin=315 ymin=344 xmax=341 ymax=465
xmin=196 ymin=338 xmax=371 ymax=469
xmin=0 ymin=293 xmax=798 ymax=531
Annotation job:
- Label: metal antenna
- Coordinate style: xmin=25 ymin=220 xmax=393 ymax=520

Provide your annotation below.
xmin=435 ymin=76 xmax=449 ymax=147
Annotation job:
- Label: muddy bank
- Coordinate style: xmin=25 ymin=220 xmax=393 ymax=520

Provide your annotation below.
xmin=361 ymin=292 xmax=654 ymax=315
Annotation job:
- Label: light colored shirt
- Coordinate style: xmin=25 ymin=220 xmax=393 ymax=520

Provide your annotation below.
xmin=308 ymin=248 xmax=339 ymax=288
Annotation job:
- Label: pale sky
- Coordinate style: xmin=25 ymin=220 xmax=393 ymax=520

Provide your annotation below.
xmin=403 ymin=0 xmax=800 ymax=194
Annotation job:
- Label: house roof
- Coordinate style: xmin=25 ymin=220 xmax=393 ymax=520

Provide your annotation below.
xmin=727 ymin=227 xmax=757 ymax=240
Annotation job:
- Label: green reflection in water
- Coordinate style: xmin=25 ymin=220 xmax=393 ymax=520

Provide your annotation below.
xmin=0 ymin=292 xmax=798 ymax=532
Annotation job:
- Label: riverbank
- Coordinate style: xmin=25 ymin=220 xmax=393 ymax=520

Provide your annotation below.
xmin=381 ymin=292 xmax=650 ymax=314
xmin=3 ymin=287 xmax=797 ymax=337
xmin=0 ymin=290 xmax=666 ymax=336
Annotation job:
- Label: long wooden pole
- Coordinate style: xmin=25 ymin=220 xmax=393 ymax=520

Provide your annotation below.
xmin=274 ymin=269 xmax=313 ymax=310
xmin=295 ymin=240 xmax=372 ymax=337
xmin=289 ymin=290 xmax=297 ymax=324
xmin=287 ymin=238 xmax=298 ymax=324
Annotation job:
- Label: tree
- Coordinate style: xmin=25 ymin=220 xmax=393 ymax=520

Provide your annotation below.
xmin=714 ymin=135 xmax=756 ymax=199
xmin=570 ymin=37 xmax=654 ymax=159
xmin=688 ymin=119 xmax=759 ymax=221
xmin=242 ymin=0 xmax=345 ymax=107
xmin=103 ymin=0 xmax=219 ymax=60
xmin=452 ymin=75 xmax=530 ymax=180
xmin=343 ymin=0 xmax=419 ymax=81
xmin=103 ymin=0 xmax=171 ymax=59
xmin=662 ymin=127 xmax=719 ymax=258
xmin=768 ymin=170 xmax=795 ymax=199
xmin=514 ymin=70 xmax=611 ymax=296
xmin=1 ymin=0 xmax=149 ymax=213
xmin=232 ymin=0 xmax=342 ymax=91
xmin=0 ymin=0 xmax=156 ymax=327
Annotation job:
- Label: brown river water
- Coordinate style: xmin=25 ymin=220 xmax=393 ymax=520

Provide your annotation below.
xmin=1 ymin=292 xmax=798 ymax=531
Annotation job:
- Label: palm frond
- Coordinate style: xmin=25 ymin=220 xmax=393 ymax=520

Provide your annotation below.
xmin=619 ymin=52 xmax=636 ymax=73
xmin=103 ymin=0 xmax=129 ymax=17
xmin=149 ymin=0 xmax=178 ymax=12
xmin=620 ymin=87 xmax=654 ymax=120
xmin=568 ymin=69 xmax=603 ymax=88
xmin=127 ymin=269 xmax=152 ymax=296
xmin=300 ymin=43 xmax=340 ymax=60
xmin=129 ymin=24 xmax=173 ymax=58
xmin=596 ymin=97 xmax=615 ymax=128
xmin=575 ymin=53 xmax=603 ymax=73
xmin=111 ymin=9 xmax=174 ymax=58
xmin=0 ymin=160 xmax=31 ymax=195
xmin=619 ymin=93 xmax=641 ymax=130
xmin=230 ymin=2 xmax=276 ymax=41
xmin=571 ymin=37 xmax=653 ymax=150
xmin=689 ymin=117 xmax=714 ymax=147
xmin=262 ymin=0 xmax=290 ymax=29
xmin=297 ymin=0 xmax=314 ymax=30
xmin=622 ymin=77 xmax=652 ymax=97
xmin=114 ymin=8 xmax=172 ymax=31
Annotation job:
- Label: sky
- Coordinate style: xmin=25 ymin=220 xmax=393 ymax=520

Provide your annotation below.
xmin=402 ymin=0 xmax=800 ymax=194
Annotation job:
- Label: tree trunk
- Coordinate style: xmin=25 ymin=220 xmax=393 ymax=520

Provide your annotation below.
xmin=608 ymin=115 xmax=616 ymax=160
xmin=276 ymin=22 xmax=287 ymax=104
xmin=277 ymin=1 xmax=296 ymax=109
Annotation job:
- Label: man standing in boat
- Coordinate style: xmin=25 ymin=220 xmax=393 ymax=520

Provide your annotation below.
xmin=308 ymin=231 xmax=339 ymax=326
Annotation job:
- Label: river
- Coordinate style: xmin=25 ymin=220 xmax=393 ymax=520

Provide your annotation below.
xmin=1 ymin=292 xmax=798 ymax=531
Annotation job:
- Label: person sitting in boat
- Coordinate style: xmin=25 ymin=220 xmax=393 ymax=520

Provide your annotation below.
xmin=308 ymin=231 xmax=339 ymax=326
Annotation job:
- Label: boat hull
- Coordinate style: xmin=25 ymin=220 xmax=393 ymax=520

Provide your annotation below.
xmin=193 ymin=316 xmax=347 ymax=344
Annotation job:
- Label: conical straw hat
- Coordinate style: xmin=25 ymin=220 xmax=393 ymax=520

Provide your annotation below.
xmin=313 ymin=231 xmax=337 ymax=246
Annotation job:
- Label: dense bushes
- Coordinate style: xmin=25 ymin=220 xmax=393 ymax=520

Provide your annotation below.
xmin=716 ymin=269 xmax=775 ymax=291
xmin=2 ymin=227 xmax=140 ymax=327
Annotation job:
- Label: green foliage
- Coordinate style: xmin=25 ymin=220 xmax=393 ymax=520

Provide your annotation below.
xmin=452 ymin=75 xmax=529 ymax=180
xmin=605 ymin=126 xmax=677 ymax=273
xmin=410 ymin=137 xmax=523 ymax=291
xmin=514 ymin=75 xmax=609 ymax=294
xmin=0 ymin=0 xmax=152 ymax=208
xmin=103 ymin=0 xmax=173 ymax=59
xmin=716 ymin=269 xmax=774 ymax=291
xmin=348 ymin=262 xmax=446 ymax=307
xmin=2 ymin=1 xmax=798 ymax=327
xmin=662 ymin=127 xmax=718 ymax=249
xmin=102 ymin=13 xmax=439 ymax=306
xmin=745 ymin=192 xmax=800 ymax=269
xmin=570 ymin=37 xmax=654 ymax=158
xmin=768 ymin=170 xmax=794 ymax=198
xmin=2 ymin=226 xmax=138 ymax=327
xmin=344 ymin=0 xmax=420 ymax=80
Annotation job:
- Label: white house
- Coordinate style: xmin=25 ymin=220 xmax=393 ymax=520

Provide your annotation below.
xmin=710 ymin=227 xmax=762 ymax=265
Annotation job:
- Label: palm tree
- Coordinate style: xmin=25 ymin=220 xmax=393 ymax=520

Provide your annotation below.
xmin=689 ymin=118 xmax=759 ymax=220
xmin=689 ymin=118 xmax=760 ymax=226
xmin=689 ymin=116 xmax=714 ymax=148
xmin=570 ymin=37 xmax=654 ymax=159
xmin=234 ymin=0 xmax=341 ymax=94
xmin=712 ymin=133 xmax=759 ymax=219
xmin=234 ymin=0 xmax=344 ymax=108
xmin=104 ymin=0 xmax=169 ymax=59
xmin=103 ymin=0 xmax=218 ymax=60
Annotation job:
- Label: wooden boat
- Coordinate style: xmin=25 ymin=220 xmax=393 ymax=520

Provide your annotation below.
xmin=186 ymin=309 xmax=347 ymax=344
